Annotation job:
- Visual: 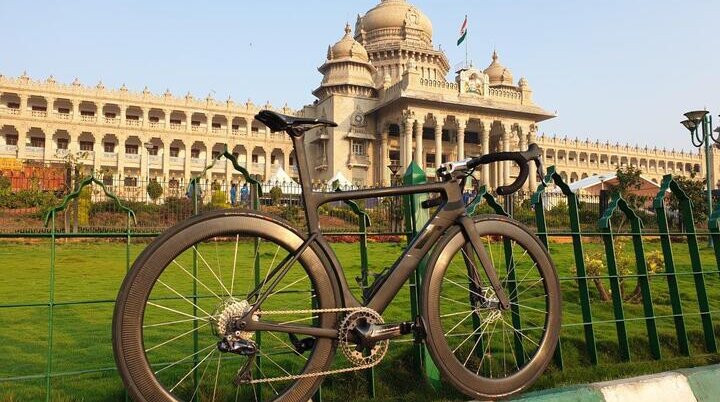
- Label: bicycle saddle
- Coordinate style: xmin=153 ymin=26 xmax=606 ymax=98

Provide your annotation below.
xmin=255 ymin=110 xmax=337 ymax=133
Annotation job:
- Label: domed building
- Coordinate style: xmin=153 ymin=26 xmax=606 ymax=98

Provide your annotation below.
xmin=302 ymin=0 xmax=555 ymax=190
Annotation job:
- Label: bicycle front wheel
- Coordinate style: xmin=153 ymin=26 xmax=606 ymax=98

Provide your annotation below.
xmin=422 ymin=215 xmax=560 ymax=399
xmin=113 ymin=210 xmax=338 ymax=402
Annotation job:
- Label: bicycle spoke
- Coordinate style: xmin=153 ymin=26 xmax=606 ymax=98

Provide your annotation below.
xmin=172 ymin=260 xmax=223 ymax=302
xmin=231 ymin=234 xmax=239 ymax=295
xmin=193 ymin=245 xmax=232 ymax=297
xmin=145 ymin=322 xmax=209 ymax=353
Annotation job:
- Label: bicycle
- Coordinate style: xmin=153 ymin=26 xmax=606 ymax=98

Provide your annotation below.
xmin=113 ymin=110 xmax=561 ymax=401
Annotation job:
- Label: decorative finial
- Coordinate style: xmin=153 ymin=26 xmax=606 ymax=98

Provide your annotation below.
xmin=185 ymin=91 xmax=193 ymax=100
xmin=492 ymin=50 xmax=498 ymax=62
xmin=72 ymin=77 xmax=81 ymax=86
xmin=164 ymin=88 xmax=172 ymax=97
xmin=46 ymin=75 xmax=56 ymax=84
xmin=20 ymin=71 xmax=30 ymax=80
xmin=143 ymin=86 xmax=150 ymax=95
xmin=96 ymin=80 xmax=105 ymax=90
xmin=344 ymin=22 xmax=352 ymax=36
xmin=120 ymin=83 xmax=128 ymax=92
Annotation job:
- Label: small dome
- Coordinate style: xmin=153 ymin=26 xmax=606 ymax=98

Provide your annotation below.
xmin=329 ymin=24 xmax=369 ymax=62
xmin=361 ymin=0 xmax=432 ymax=38
xmin=518 ymin=77 xmax=529 ymax=88
xmin=484 ymin=50 xmax=514 ymax=86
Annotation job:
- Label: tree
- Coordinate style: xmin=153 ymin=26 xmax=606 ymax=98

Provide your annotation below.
xmin=608 ymin=166 xmax=649 ymax=230
xmin=269 ymin=186 xmax=283 ymax=206
xmin=669 ymin=172 xmax=707 ymax=224
xmin=146 ymin=179 xmax=163 ymax=203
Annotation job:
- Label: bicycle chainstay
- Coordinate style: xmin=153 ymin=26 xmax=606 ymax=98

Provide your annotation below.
xmin=241 ymin=307 xmax=380 ymax=384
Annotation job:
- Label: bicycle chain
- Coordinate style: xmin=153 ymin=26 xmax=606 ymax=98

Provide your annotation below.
xmin=242 ymin=306 xmax=380 ymax=385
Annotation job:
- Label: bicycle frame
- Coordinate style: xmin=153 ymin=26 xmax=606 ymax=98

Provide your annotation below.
xmin=243 ymin=130 xmax=508 ymax=338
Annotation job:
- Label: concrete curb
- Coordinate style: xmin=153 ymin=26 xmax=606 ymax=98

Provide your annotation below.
xmin=506 ymin=364 xmax=720 ymax=402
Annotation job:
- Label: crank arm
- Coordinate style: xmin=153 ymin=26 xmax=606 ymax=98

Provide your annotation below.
xmin=458 ymin=216 xmax=510 ymax=310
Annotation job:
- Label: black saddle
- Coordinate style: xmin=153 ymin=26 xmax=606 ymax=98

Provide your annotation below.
xmin=255 ymin=110 xmax=337 ymax=133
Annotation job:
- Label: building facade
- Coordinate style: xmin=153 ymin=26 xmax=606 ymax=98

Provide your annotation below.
xmin=0 ymin=0 xmax=715 ymax=192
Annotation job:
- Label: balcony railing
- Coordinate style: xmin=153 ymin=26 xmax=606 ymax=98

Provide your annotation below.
xmin=170 ymin=123 xmax=183 ymax=130
xmin=26 ymin=146 xmax=44 ymax=157
xmin=31 ymin=110 xmax=47 ymax=118
xmin=55 ymin=149 xmax=69 ymax=158
xmin=212 ymin=127 xmax=224 ymax=134
xmin=251 ymin=162 xmax=266 ymax=172
xmin=102 ymin=152 xmax=117 ymax=161
xmin=125 ymin=154 xmax=140 ymax=162
xmin=149 ymin=155 xmax=162 ymax=166
xmin=104 ymin=117 xmax=119 ymax=125
xmin=54 ymin=112 xmax=72 ymax=120
xmin=149 ymin=122 xmax=165 ymax=129
xmin=191 ymin=125 xmax=204 ymax=132
xmin=1 ymin=145 xmax=18 ymax=154
xmin=125 ymin=120 xmax=141 ymax=127
xmin=1 ymin=108 xmax=20 ymax=115
xmin=190 ymin=158 xmax=205 ymax=167
xmin=169 ymin=156 xmax=184 ymax=166
xmin=251 ymin=131 xmax=265 ymax=138
xmin=348 ymin=154 xmax=370 ymax=166
xmin=232 ymin=128 xmax=247 ymax=136
xmin=80 ymin=115 xmax=96 ymax=122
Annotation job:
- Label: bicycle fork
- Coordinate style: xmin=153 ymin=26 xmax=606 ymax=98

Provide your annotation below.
xmin=458 ymin=216 xmax=510 ymax=310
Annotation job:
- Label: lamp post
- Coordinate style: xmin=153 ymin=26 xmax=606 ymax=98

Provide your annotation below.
xmin=143 ymin=141 xmax=154 ymax=203
xmin=680 ymin=110 xmax=719 ymax=245
xmin=388 ymin=162 xmax=401 ymax=233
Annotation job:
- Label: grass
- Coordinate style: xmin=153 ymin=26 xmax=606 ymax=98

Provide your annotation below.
xmin=1 ymin=233 xmax=720 ymax=401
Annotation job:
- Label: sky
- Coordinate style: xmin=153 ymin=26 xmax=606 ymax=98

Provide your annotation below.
xmin=1 ymin=0 xmax=719 ymax=153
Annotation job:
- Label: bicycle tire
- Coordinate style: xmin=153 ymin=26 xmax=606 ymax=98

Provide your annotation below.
xmin=113 ymin=210 xmax=339 ymax=402
xmin=422 ymin=215 xmax=561 ymax=399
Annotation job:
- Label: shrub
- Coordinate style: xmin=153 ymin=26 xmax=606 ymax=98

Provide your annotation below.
xmin=269 ymin=186 xmax=283 ymax=206
xmin=147 ymin=180 xmax=163 ymax=202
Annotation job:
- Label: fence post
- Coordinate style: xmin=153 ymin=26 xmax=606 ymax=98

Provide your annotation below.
xmin=659 ymin=175 xmax=717 ymax=353
xmin=547 ymin=167 xmax=598 ymax=364
xmin=402 ymin=161 xmax=440 ymax=390
xmin=341 ymin=196 xmax=375 ymax=398
xmin=653 ymin=176 xmax=691 ymax=356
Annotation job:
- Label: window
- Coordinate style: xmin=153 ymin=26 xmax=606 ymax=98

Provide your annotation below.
xmin=148 ymin=146 xmax=158 ymax=156
xmin=124 ymin=177 xmax=138 ymax=187
xmin=191 ymin=121 xmax=200 ymax=126
xmin=6 ymin=102 xmax=19 ymax=109
xmin=169 ymin=178 xmax=179 ymax=189
xmin=212 ymin=151 xmax=221 ymax=159
xmin=125 ymin=144 xmax=139 ymax=154
xmin=104 ymin=112 xmax=116 ymax=118
xmin=104 ymin=142 xmax=115 ymax=153
xmin=289 ymin=156 xmax=295 ymax=166
xmin=170 ymin=119 xmax=181 ymax=125
xmin=57 ymin=138 xmax=68 ymax=150
xmin=30 ymin=137 xmax=45 ymax=148
xmin=191 ymin=149 xmax=200 ymax=158
xmin=126 ymin=115 xmax=140 ymax=121
xmin=212 ymin=122 xmax=221 ymax=128
xmin=80 ymin=141 xmax=94 ymax=151
xmin=58 ymin=107 xmax=70 ymax=114
xmin=170 ymin=147 xmax=180 ymax=157
xmin=80 ymin=110 xmax=95 ymax=116
xmin=232 ymin=124 xmax=240 ymax=130
xmin=149 ymin=116 xmax=160 ymax=123
xmin=31 ymin=105 xmax=47 ymax=111
xmin=252 ymin=154 xmax=259 ymax=163
xmin=271 ymin=155 xmax=277 ymax=164
xmin=5 ymin=135 xmax=18 ymax=146
xmin=251 ymin=126 xmax=259 ymax=133
xmin=102 ymin=175 xmax=113 ymax=186
xmin=351 ymin=140 xmax=365 ymax=155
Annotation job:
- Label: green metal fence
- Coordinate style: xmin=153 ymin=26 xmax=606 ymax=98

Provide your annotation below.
xmin=2 ymin=162 xmax=720 ymax=401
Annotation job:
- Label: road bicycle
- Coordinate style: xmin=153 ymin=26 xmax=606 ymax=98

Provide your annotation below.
xmin=113 ymin=110 xmax=561 ymax=401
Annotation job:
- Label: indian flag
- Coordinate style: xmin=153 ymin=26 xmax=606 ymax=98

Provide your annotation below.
xmin=457 ymin=15 xmax=467 ymax=46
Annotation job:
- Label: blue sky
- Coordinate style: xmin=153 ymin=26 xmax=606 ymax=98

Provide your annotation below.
xmin=1 ymin=0 xmax=719 ymax=152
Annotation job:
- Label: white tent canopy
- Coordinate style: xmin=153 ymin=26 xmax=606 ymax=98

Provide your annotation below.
xmin=567 ymin=172 xmax=660 ymax=196
xmin=262 ymin=166 xmax=302 ymax=194
xmin=326 ymin=171 xmax=354 ymax=190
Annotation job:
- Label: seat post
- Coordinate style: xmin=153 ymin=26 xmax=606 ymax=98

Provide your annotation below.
xmin=289 ymin=131 xmax=321 ymax=233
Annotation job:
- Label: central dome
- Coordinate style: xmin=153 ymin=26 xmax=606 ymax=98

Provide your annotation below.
xmin=358 ymin=0 xmax=433 ymax=48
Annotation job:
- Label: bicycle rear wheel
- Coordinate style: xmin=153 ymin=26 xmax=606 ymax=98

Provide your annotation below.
xmin=422 ymin=215 xmax=560 ymax=399
xmin=113 ymin=210 xmax=338 ymax=402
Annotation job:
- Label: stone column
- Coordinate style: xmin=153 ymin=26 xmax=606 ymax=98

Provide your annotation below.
xmin=93 ymin=133 xmax=102 ymax=172
xmin=47 ymin=97 xmax=55 ymax=115
xmin=518 ymin=125 xmax=528 ymax=191
xmin=117 ymin=134 xmax=127 ymax=179
xmin=164 ymin=109 xmax=171 ymax=128
xmin=403 ymin=114 xmax=413 ymax=168
xmin=502 ymin=126 xmax=511 ymax=186
xmin=381 ymin=125 xmax=390 ymax=185
xmin=162 ymin=140 xmax=170 ymax=179
xmin=414 ymin=118 xmax=424 ymax=167
xmin=120 ymin=104 xmax=127 ymax=127
xmin=457 ymin=119 xmax=466 ymax=160
xmin=480 ymin=122 xmax=490 ymax=185
xmin=204 ymin=141 xmax=213 ymax=179
xmin=71 ymin=98 xmax=79 ymax=122
xmin=264 ymin=147 xmax=271 ymax=181
xmin=183 ymin=140 xmax=192 ymax=180
xmin=434 ymin=116 xmax=444 ymax=168
xmin=207 ymin=114 xmax=214 ymax=134
xmin=527 ymin=125 xmax=537 ymax=192
xmin=186 ymin=111 xmax=193 ymax=133
xmin=142 ymin=107 xmax=149 ymax=128
xmin=19 ymin=94 xmax=27 ymax=116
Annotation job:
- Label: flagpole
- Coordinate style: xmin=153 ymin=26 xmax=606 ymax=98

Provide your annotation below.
xmin=465 ymin=15 xmax=468 ymax=68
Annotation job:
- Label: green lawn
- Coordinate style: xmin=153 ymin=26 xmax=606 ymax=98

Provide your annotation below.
xmin=1 ymin=235 xmax=720 ymax=401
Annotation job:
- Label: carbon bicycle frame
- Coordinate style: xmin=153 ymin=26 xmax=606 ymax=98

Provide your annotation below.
xmin=244 ymin=130 xmax=507 ymax=339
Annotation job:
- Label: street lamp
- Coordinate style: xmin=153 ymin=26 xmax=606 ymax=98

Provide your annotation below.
xmin=387 ymin=162 xmax=402 ymax=232
xmin=680 ymin=110 xmax=719 ymax=244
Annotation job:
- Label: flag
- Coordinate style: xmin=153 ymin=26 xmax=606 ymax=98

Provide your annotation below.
xmin=457 ymin=15 xmax=467 ymax=46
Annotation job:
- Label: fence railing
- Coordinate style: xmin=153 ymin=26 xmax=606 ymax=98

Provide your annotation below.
xmin=2 ymin=163 xmax=720 ymax=400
